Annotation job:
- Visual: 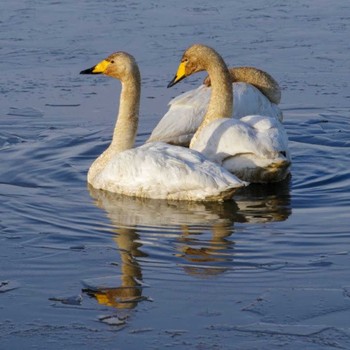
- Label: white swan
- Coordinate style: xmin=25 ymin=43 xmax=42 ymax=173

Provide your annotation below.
xmin=147 ymin=66 xmax=283 ymax=147
xmin=80 ymin=51 xmax=245 ymax=201
xmin=167 ymin=44 xmax=291 ymax=183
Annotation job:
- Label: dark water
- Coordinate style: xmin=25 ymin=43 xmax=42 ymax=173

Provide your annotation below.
xmin=1 ymin=1 xmax=350 ymax=349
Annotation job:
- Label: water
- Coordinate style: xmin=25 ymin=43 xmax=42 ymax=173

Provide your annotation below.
xmin=1 ymin=1 xmax=350 ymax=349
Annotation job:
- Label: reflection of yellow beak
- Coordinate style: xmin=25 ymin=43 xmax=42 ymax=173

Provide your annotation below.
xmin=95 ymin=292 xmax=111 ymax=306
xmin=167 ymin=61 xmax=187 ymax=88
xmin=93 ymin=289 xmax=139 ymax=309
xmin=80 ymin=59 xmax=110 ymax=75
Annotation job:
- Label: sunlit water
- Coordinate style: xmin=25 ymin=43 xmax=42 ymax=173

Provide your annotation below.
xmin=1 ymin=1 xmax=350 ymax=349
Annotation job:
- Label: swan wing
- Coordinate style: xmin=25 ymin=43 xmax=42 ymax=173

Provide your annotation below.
xmin=147 ymin=85 xmax=210 ymax=146
xmin=233 ymin=83 xmax=283 ymax=121
xmin=90 ymin=142 xmax=245 ymax=201
xmin=148 ymin=83 xmax=282 ymax=147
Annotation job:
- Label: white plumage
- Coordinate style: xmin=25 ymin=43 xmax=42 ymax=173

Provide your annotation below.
xmin=91 ymin=142 xmax=245 ymax=201
xmin=80 ymin=51 xmax=245 ymax=201
xmin=165 ymin=44 xmax=290 ymax=183
xmin=191 ymin=115 xmax=290 ymax=183
xmin=148 ymin=82 xmax=283 ymax=146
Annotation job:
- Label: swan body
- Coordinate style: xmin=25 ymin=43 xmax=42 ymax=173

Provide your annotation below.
xmin=89 ymin=141 xmax=244 ymax=201
xmin=147 ymin=82 xmax=283 ymax=146
xmin=191 ymin=116 xmax=290 ymax=183
xmin=80 ymin=51 xmax=245 ymax=201
xmin=167 ymin=44 xmax=290 ymax=183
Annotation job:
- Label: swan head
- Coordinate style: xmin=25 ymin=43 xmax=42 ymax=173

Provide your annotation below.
xmin=168 ymin=44 xmax=224 ymax=87
xmin=80 ymin=51 xmax=140 ymax=82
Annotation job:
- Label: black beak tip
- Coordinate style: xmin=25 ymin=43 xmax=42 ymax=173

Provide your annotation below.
xmin=167 ymin=75 xmax=186 ymax=88
xmin=167 ymin=75 xmax=178 ymax=88
xmin=80 ymin=66 xmax=99 ymax=75
xmin=167 ymin=80 xmax=175 ymax=88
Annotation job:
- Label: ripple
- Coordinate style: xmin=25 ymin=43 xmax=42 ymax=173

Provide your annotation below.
xmin=7 ymin=107 xmax=44 ymax=118
xmin=1 ymin=0 xmax=350 ymax=347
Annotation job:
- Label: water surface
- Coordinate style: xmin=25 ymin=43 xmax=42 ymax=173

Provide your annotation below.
xmin=1 ymin=1 xmax=350 ymax=349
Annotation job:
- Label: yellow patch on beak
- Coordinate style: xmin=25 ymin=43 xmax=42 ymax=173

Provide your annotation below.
xmin=167 ymin=61 xmax=188 ymax=88
xmin=92 ymin=59 xmax=110 ymax=73
xmin=174 ymin=61 xmax=187 ymax=82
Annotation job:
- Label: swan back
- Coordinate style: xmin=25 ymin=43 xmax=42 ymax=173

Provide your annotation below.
xmin=91 ymin=142 xmax=245 ymax=201
xmin=191 ymin=116 xmax=290 ymax=182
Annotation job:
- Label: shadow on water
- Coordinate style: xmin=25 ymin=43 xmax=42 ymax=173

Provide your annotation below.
xmin=83 ymin=178 xmax=291 ymax=311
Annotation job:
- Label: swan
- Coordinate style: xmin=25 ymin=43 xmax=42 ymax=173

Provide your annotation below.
xmin=80 ymin=51 xmax=245 ymax=201
xmin=147 ymin=66 xmax=283 ymax=147
xmin=167 ymin=44 xmax=291 ymax=183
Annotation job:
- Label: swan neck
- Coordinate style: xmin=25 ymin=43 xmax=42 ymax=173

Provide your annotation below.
xmin=229 ymin=67 xmax=281 ymax=104
xmin=111 ymin=74 xmax=140 ymax=152
xmin=206 ymin=64 xmax=233 ymax=120
xmin=191 ymin=56 xmax=233 ymax=147
xmin=88 ymin=70 xmax=140 ymax=183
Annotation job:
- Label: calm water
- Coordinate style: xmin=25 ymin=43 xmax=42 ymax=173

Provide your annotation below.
xmin=1 ymin=1 xmax=350 ymax=349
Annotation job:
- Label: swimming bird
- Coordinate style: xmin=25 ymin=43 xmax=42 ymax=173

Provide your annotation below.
xmin=167 ymin=44 xmax=291 ymax=183
xmin=147 ymin=66 xmax=283 ymax=147
xmin=80 ymin=51 xmax=245 ymax=201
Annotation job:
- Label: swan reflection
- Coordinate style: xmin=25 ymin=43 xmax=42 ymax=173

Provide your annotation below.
xmin=83 ymin=228 xmax=145 ymax=309
xmin=84 ymin=178 xmax=291 ymax=309
xmin=235 ymin=179 xmax=292 ymax=223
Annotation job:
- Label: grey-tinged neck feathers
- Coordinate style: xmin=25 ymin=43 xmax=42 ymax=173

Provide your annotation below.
xmin=87 ymin=53 xmax=141 ymax=183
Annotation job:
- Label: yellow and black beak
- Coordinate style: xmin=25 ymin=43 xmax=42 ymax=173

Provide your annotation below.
xmin=80 ymin=59 xmax=110 ymax=75
xmin=167 ymin=61 xmax=187 ymax=88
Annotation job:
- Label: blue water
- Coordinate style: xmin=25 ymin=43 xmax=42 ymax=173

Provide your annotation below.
xmin=1 ymin=1 xmax=350 ymax=349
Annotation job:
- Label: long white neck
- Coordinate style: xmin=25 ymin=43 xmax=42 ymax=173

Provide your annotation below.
xmin=88 ymin=72 xmax=141 ymax=183
xmin=190 ymin=54 xmax=232 ymax=147
xmin=112 ymin=75 xmax=140 ymax=151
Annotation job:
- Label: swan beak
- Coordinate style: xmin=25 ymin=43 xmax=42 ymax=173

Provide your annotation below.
xmin=167 ymin=61 xmax=187 ymax=88
xmin=80 ymin=59 xmax=110 ymax=75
